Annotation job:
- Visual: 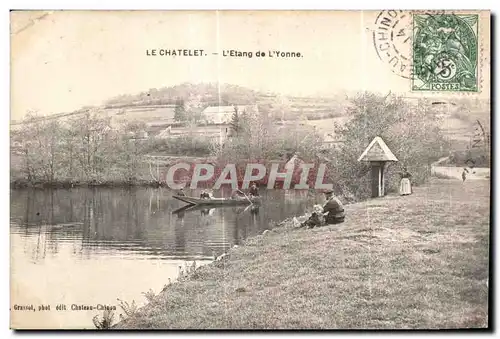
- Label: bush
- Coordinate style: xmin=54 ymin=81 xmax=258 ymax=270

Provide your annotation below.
xmin=447 ymin=148 xmax=490 ymax=168
xmin=93 ymin=310 xmax=115 ymax=329
xmin=145 ymin=136 xmax=213 ymax=157
xmin=304 ymin=111 xmax=343 ymax=121
xmin=433 ymin=172 xmax=455 ymax=179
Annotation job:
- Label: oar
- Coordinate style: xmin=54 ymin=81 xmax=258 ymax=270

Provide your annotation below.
xmin=237 ymin=189 xmax=253 ymax=205
xmin=172 ymin=205 xmax=198 ymax=214
xmin=235 ymin=206 xmax=248 ymax=215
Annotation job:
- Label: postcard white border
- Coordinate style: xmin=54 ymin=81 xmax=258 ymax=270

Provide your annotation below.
xmin=3 ymin=0 xmax=497 ymax=337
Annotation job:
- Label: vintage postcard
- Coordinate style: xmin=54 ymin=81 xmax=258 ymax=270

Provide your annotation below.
xmin=10 ymin=10 xmax=490 ymax=330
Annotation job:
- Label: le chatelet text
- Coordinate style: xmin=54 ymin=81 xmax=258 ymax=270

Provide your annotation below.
xmin=146 ymin=49 xmax=205 ymax=56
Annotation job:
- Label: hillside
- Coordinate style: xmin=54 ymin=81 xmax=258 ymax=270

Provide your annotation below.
xmin=11 ymin=83 xmax=490 ymax=152
xmin=102 ymin=82 xmax=349 ymax=122
xmin=11 ymin=83 xmax=350 ymax=128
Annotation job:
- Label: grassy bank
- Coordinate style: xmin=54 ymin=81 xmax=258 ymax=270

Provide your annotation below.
xmin=116 ymin=178 xmax=489 ymax=329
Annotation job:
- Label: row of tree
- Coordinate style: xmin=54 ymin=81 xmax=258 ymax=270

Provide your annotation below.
xmin=216 ymin=105 xmax=324 ymax=161
xmin=11 ymin=111 xmax=147 ymax=186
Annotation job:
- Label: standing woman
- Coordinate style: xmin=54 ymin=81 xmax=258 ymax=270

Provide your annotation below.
xmin=399 ymin=167 xmax=412 ymax=196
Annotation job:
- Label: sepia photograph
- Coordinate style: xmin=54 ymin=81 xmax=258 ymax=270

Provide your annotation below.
xmin=9 ymin=9 xmax=491 ymax=330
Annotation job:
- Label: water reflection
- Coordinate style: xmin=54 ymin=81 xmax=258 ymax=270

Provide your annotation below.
xmin=11 ymin=187 xmax=321 ymax=262
xmin=10 ymin=187 xmax=321 ymax=328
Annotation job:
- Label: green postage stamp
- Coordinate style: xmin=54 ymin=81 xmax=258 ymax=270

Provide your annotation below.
xmin=412 ymin=13 xmax=479 ymax=92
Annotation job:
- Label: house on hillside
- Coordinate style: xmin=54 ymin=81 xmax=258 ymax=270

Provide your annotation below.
xmin=105 ymin=105 xmax=177 ymax=128
xmin=155 ymin=124 xmax=231 ymax=145
xmin=201 ymin=105 xmax=259 ymax=125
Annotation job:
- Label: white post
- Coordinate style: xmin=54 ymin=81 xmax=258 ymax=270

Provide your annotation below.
xmin=381 ymin=163 xmax=385 ymax=196
xmin=378 ymin=165 xmax=382 ymax=197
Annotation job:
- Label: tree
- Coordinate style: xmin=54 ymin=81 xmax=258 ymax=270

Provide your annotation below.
xmin=230 ymin=105 xmax=240 ymax=136
xmin=68 ymin=110 xmax=114 ymax=182
xmin=184 ymin=95 xmax=204 ymax=123
xmin=174 ymin=98 xmax=186 ymax=122
xmin=326 ymin=92 xmax=449 ymax=201
xmin=212 ymin=104 xmax=322 ymax=163
xmin=15 ymin=111 xmax=65 ymax=184
xmin=270 ymin=95 xmax=291 ymax=121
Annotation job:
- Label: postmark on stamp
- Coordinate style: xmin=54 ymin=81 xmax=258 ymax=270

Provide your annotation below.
xmin=412 ymin=13 xmax=479 ymax=92
xmin=373 ymin=10 xmax=414 ymax=80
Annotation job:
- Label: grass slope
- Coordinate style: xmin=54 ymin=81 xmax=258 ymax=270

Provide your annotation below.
xmin=116 ymin=179 xmax=490 ymax=329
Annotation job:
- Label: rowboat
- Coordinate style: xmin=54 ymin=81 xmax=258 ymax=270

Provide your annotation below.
xmin=173 ymin=195 xmax=261 ymax=206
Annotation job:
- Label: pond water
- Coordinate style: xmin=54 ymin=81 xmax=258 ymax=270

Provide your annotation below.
xmin=10 ymin=187 xmax=323 ymax=329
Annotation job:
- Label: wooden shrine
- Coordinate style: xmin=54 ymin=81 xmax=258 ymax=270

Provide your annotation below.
xmin=357 ymin=136 xmax=398 ymax=198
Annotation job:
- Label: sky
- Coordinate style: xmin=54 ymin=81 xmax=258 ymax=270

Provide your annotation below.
xmin=10 ymin=10 xmax=490 ymax=120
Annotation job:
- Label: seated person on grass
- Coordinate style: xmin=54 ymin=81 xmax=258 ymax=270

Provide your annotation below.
xmin=301 ymin=189 xmax=345 ymax=228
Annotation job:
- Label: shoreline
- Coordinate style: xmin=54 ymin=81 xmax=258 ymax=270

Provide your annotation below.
xmin=113 ymin=178 xmax=489 ymax=329
xmin=10 ymin=163 xmax=490 ymax=190
xmin=9 ymin=179 xmax=168 ymax=190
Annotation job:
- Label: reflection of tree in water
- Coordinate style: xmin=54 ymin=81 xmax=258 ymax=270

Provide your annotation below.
xmin=12 ymin=190 xmax=51 ymax=262
xmin=174 ymin=211 xmax=186 ymax=254
xmin=126 ymin=188 xmax=142 ymax=240
xmin=11 ymin=187 xmax=323 ymax=260
xmin=31 ymin=224 xmax=47 ymax=263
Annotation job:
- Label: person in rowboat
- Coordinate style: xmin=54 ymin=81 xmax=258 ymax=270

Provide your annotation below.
xmin=178 ymin=188 xmax=186 ymax=196
xmin=231 ymin=190 xmax=246 ymax=200
xmin=249 ymin=182 xmax=259 ymax=197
